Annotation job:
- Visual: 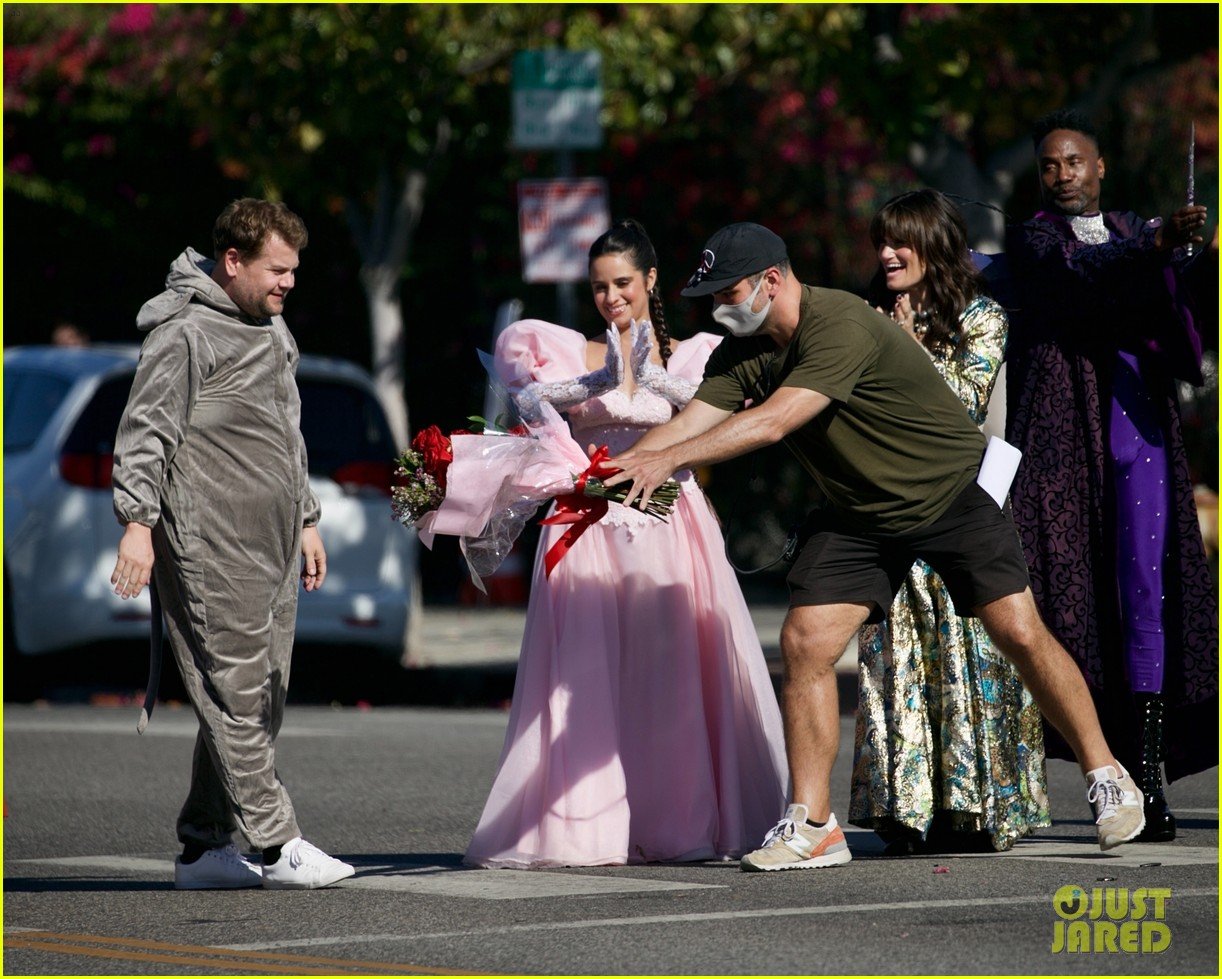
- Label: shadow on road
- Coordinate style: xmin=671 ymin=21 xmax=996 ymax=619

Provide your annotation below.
xmin=3 ymin=640 xmax=518 ymax=709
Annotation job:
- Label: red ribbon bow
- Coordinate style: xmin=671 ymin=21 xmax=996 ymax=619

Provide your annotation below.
xmin=540 ymin=446 xmax=620 ymax=577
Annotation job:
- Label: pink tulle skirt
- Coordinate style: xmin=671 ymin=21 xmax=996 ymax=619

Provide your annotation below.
xmin=464 ymin=485 xmax=788 ymax=868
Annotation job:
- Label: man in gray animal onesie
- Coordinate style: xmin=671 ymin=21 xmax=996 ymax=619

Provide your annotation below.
xmin=111 ymin=198 xmax=354 ymax=890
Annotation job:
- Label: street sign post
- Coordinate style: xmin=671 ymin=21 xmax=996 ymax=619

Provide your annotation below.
xmin=512 ymin=49 xmax=606 ymax=323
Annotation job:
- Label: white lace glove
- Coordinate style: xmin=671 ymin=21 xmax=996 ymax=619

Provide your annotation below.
xmin=513 ymin=327 xmax=624 ymax=423
xmin=630 ymin=319 xmax=697 ymax=408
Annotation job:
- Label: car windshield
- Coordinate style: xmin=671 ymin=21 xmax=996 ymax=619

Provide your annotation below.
xmin=297 ymin=378 xmax=397 ymax=475
xmin=4 ymin=367 xmax=74 ymax=453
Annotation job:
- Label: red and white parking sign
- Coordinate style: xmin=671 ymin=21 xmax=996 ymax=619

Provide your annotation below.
xmin=517 ymin=178 xmax=610 ymax=283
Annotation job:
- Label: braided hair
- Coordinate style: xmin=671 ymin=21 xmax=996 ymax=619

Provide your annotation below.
xmin=588 ymin=218 xmax=672 ymax=367
xmin=866 ymin=189 xmax=986 ymax=356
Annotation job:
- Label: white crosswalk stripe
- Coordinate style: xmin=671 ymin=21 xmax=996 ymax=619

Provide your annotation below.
xmin=15 ymin=834 xmax=1217 ymax=887
xmin=343 ymin=865 xmax=722 ymax=898
xmin=944 ymin=840 xmax=1218 ymax=868
xmin=10 ymin=855 xmax=722 ymax=899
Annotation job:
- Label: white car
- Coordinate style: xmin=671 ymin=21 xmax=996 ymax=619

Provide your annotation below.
xmin=3 ymin=344 xmax=416 ymax=660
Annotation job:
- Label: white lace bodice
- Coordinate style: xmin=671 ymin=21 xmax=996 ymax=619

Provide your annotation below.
xmin=566 ymin=386 xmax=698 ymax=535
xmin=567 ymin=386 xmax=674 ymax=453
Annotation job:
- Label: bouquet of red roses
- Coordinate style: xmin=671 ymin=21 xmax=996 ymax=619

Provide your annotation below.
xmin=390 ymin=426 xmax=452 ymax=528
xmin=392 ymin=407 xmax=680 ymax=584
xmin=392 ymin=420 xmax=531 ymax=528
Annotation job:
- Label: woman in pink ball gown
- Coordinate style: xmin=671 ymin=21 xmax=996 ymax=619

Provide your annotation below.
xmin=464 ymin=219 xmax=787 ymax=868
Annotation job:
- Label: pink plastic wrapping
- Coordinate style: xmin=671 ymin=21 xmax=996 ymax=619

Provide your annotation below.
xmin=413 ymin=404 xmax=592 ymax=589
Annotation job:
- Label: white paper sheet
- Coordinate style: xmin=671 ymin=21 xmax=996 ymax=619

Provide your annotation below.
xmin=976 ymin=436 xmax=1023 ymax=507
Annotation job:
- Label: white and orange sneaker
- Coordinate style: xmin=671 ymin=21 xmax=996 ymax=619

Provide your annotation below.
xmin=740 ymin=805 xmax=852 ymax=872
xmin=1088 ymin=764 xmax=1145 ymax=850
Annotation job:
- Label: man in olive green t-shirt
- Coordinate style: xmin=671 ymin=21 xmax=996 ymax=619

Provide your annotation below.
xmin=696 ymin=277 xmax=984 ymax=534
xmin=607 ymin=222 xmax=1145 ymax=869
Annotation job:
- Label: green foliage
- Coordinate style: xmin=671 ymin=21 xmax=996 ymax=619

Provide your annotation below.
xmin=8 ymin=3 xmax=1214 ymax=278
xmin=4 ymin=4 xmax=216 ymax=229
xmin=177 ymin=4 xmax=563 ymax=208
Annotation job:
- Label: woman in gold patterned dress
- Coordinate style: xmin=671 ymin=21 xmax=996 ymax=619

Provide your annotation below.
xmin=850 ymin=190 xmax=1050 ymax=853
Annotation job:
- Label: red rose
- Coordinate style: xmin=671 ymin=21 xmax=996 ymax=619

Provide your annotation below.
xmin=410 ymin=425 xmax=453 ymax=489
xmin=507 ymin=424 xmax=530 ymax=437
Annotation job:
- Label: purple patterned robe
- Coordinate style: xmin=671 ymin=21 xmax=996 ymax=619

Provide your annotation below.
xmin=1004 ymin=210 xmax=1217 ymax=782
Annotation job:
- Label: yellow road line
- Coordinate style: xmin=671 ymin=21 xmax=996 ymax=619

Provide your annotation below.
xmin=4 ymin=937 xmax=363 ymax=975
xmin=8 ymin=930 xmax=496 ymax=976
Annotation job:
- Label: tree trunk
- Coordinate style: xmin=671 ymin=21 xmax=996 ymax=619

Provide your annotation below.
xmin=345 ymin=167 xmax=427 ymax=450
xmin=345 ymin=121 xmax=452 ymax=448
xmin=365 ymin=264 xmax=410 ymax=448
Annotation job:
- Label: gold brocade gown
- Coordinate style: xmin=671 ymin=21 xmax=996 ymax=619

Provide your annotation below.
xmin=850 ymin=296 xmax=1051 ymax=851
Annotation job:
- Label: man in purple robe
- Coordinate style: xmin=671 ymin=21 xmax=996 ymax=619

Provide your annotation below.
xmin=1005 ymin=109 xmax=1218 ymax=841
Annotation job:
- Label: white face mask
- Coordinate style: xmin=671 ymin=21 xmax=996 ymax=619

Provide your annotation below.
xmin=712 ymin=276 xmax=771 ymax=337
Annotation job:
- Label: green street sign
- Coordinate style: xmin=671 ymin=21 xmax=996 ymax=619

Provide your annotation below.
xmin=512 ymin=49 xmax=603 ymax=150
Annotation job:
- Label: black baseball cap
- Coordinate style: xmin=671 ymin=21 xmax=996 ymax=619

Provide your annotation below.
xmin=680 ymin=223 xmax=789 ymax=297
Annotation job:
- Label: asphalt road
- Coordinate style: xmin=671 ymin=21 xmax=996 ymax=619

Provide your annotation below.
xmin=1 ymin=606 xmax=807 ymax=709
xmin=3 ymin=702 xmax=1217 ymax=976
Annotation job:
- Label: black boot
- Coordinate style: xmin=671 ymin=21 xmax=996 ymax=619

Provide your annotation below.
xmin=1134 ymin=693 xmax=1176 ymax=842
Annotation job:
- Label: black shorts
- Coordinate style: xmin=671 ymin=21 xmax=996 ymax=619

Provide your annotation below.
xmin=786 ymin=481 xmax=1030 ymax=623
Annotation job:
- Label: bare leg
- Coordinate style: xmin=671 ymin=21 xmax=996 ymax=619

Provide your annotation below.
xmin=780 ymin=602 xmax=872 ymax=821
xmin=974 ymin=588 xmax=1114 ymax=773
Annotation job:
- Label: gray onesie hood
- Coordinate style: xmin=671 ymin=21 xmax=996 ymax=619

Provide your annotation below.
xmin=136 ymin=247 xmax=246 ymax=332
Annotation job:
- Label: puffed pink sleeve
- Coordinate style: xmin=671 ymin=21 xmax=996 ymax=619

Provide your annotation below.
xmin=667 ymin=332 xmax=723 ymax=385
xmin=492 ymin=319 xmax=588 ymax=394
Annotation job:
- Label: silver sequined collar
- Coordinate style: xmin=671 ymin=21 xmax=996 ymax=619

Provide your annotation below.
xmin=1068 ymin=213 xmax=1110 ymax=244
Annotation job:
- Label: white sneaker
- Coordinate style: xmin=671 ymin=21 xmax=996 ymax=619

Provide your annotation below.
xmin=174 ymin=843 xmax=263 ymax=890
xmin=261 ymin=837 xmax=355 ymax=890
